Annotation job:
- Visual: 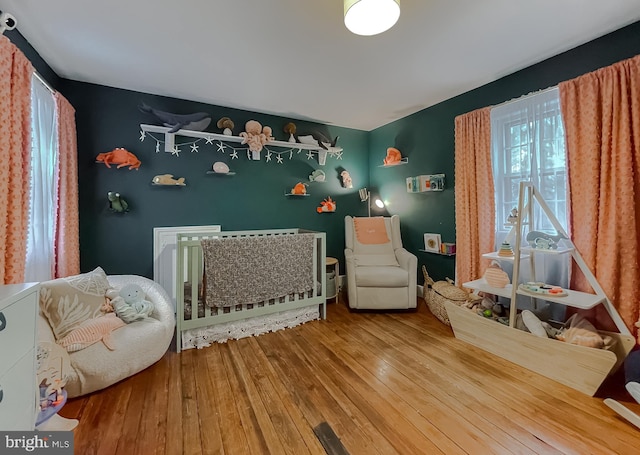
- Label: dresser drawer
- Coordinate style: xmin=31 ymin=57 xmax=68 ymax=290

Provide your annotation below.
xmin=0 ymin=349 xmax=37 ymax=430
xmin=0 ymin=292 xmax=37 ymax=370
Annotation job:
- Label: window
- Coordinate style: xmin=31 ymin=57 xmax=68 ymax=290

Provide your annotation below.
xmin=25 ymin=75 xmax=57 ymax=282
xmin=491 ymin=87 xmax=567 ymax=239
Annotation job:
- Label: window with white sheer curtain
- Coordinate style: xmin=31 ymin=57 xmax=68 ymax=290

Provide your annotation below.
xmin=490 ymin=87 xmax=568 ymax=241
xmin=490 ymin=87 xmax=569 ymax=316
xmin=25 ymin=75 xmax=57 ymax=282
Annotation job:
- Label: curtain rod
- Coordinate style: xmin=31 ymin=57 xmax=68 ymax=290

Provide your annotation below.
xmin=33 ymin=71 xmax=55 ymax=94
xmin=492 ymin=85 xmax=558 ymax=109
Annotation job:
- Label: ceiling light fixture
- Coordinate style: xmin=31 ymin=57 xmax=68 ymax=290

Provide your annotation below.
xmin=344 ymin=0 xmax=400 ymax=36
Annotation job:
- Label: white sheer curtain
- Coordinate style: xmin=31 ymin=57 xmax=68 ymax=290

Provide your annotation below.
xmin=25 ymin=75 xmax=57 ymax=282
xmin=490 ymin=87 xmax=569 ymax=317
xmin=490 ymin=87 xmax=567 ymax=238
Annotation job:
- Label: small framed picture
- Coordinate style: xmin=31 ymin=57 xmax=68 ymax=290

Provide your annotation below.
xmin=424 ymin=233 xmax=441 ymax=253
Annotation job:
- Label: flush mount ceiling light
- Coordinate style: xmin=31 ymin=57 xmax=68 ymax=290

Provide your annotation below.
xmin=344 ymin=0 xmax=400 ymax=36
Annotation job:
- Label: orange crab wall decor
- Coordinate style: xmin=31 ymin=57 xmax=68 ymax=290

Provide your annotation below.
xmin=96 ymin=148 xmax=141 ymax=170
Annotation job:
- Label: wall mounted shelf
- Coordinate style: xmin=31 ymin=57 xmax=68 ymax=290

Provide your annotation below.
xmin=206 ymin=171 xmax=236 ymax=176
xmin=140 ymin=124 xmax=323 ymax=153
xmin=285 ymin=193 xmax=310 ymax=197
xmin=151 ymin=183 xmax=186 ymax=187
xmin=419 ymin=249 xmax=455 ymax=257
xmin=378 ymin=157 xmax=409 ymax=167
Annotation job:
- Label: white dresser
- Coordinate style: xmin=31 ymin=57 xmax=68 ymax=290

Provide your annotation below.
xmin=0 ymin=283 xmax=39 ymax=431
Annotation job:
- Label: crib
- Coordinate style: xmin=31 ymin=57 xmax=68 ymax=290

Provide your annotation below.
xmin=175 ymin=228 xmax=326 ymax=352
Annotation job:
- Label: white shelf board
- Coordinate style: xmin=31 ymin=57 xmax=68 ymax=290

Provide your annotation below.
xmin=516 ymin=287 xmax=604 ymax=309
xmin=520 ymin=246 xmax=574 ymax=255
xmin=285 ymin=193 xmax=310 ymax=197
xmin=141 ymin=124 xmax=322 ymax=152
xmin=206 ymin=171 xmax=236 ymax=176
xmin=482 ymin=251 xmax=530 ymax=262
xmin=419 ymin=249 xmax=455 ymax=256
xmin=378 ymin=157 xmax=409 ymax=167
xmin=463 ymin=280 xmax=513 ymax=298
xmin=464 ymin=279 xmax=604 ymax=310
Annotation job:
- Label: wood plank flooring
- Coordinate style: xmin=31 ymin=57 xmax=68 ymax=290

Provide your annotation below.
xmin=61 ymin=297 xmax=640 ymax=454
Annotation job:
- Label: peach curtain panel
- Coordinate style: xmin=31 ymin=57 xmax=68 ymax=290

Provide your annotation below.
xmin=0 ymin=37 xmax=33 ymax=284
xmin=454 ymin=107 xmax=495 ymax=287
xmin=54 ymin=93 xmax=80 ymax=278
xmin=559 ymin=54 xmax=640 ymax=339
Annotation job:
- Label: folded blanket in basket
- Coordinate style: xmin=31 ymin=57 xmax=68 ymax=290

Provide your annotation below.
xmin=201 ymin=233 xmax=315 ymax=308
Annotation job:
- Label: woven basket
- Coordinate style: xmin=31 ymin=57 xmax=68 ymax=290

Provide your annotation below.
xmin=422 ymin=265 xmax=476 ymax=326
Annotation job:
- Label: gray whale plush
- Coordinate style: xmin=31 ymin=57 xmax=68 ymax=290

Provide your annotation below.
xmin=525 ymin=230 xmax=566 ymax=249
xmin=139 ymin=102 xmax=212 ymax=133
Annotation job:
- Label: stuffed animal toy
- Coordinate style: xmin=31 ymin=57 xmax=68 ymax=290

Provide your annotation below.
xmin=139 ymin=103 xmax=211 ymax=133
xmin=284 ymin=122 xmax=297 ymax=142
xmin=107 ymin=192 xmax=129 ymax=213
xmin=317 ymin=197 xmax=336 ymax=213
xmin=383 ymin=147 xmax=402 ymax=165
xmin=96 ymin=148 xmax=141 ymax=170
xmin=239 ymin=120 xmax=274 ymax=158
xmin=292 ymin=182 xmax=307 ymax=195
xmin=110 ymin=284 xmax=154 ymax=323
xmin=340 ymin=170 xmax=353 ymax=188
xmin=152 ymin=174 xmax=186 ymax=186
xmin=217 ymin=117 xmax=235 ymax=135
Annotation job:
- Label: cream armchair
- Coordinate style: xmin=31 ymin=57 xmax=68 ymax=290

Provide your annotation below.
xmin=344 ymin=215 xmax=417 ymax=310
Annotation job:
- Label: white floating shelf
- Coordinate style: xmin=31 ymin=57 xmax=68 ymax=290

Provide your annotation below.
xmin=285 ymin=193 xmax=310 ymax=197
xmin=141 ymin=124 xmax=323 ymax=153
xmin=206 ymin=171 xmax=236 ymax=176
xmin=482 ymin=251 xmax=530 ymax=262
xmin=520 ymin=246 xmax=574 ymax=255
xmin=379 ymin=157 xmax=409 ymax=168
xmin=419 ymin=249 xmax=455 ymax=256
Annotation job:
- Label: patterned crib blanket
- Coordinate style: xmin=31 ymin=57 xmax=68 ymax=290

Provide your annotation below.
xmin=201 ymin=233 xmax=315 ymax=308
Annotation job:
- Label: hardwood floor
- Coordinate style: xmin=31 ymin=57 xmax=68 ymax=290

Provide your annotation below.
xmin=61 ymin=297 xmax=640 ymax=454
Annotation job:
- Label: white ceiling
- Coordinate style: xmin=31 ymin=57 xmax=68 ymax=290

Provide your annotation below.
xmin=2 ymin=0 xmax=640 ymax=131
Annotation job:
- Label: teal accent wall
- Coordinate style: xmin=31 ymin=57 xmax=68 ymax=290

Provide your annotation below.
xmin=369 ymin=20 xmax=640 ymax=282
xmin=59 ymin=81 xmax=369 ymax=277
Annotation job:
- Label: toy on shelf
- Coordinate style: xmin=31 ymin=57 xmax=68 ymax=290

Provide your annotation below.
xmin=498 ymin=241 xmax=514 ymax=257
xmin=240 ymin=120 xmax=274 ymax=159
xmin=383 ymin=147 xmax=402 ymax=166
xmin=138 ymin=102 xmax=211 ymax=133
xmin=525 ymin=230 xmax=567 ymax=250
xmin=295 ymin=131 xmax=341 ymax=165
xmin=212 ymin=161 xmax=230 ymax=174
xmin=96 ymin=147 xmax=141 ymax=170
xmin=108 ymin=191 xmax=129 ymax=213
xmin=317 ymin=197 xmax=336 ymax=213
xmin=507 ymin=207 xmax=519 ymax=224
xmin=518 ymin=282 xmax=568 ymax=297
xmin=291 ymin=182 xmax=308 ymax=195
xmin=284 ymin=122 xmax=297 ymax=142
xmin=216 ymin=117 xmax=234 ymax=135
xmin=340 ymin=170 xmax=353 ymax=188
xmin=152 ymin=174 xmax=186 ymax=186
xmin=482 ymin=260 xmax=510 ymax=288
xmin=309 ymin=169 xmax=326 ymax=182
